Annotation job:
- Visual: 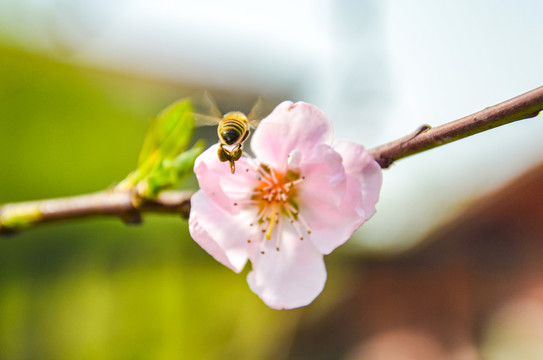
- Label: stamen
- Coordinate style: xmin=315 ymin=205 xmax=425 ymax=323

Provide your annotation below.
xmin=260 ymin=177 xmax=274 ymax=187
xmin=255 ymin=205 xmax=268 ymax=220
xmin=269 ymin=167 xmax=279 ymax=184
xmin=233 ymin=199 xmax=259 ymax=206
xmin=283 ymin=201 xmax=298 ymax=215
xmin=255 ymin=166 xmax=269 ymax=178
xmin=274 ymin=211 xmax=284 ymax=251
xmin=243 ymin=162 xmax=305 ymax=252
xmin=296 ymin=212 xmax=312 ymax=235
xmin=287 ymin=178 xmax=305 ymax=187
xmin=258 ymin=225 xmax=269 ymax=253
xmin=287 ymin=212 xmax=304 ymax=240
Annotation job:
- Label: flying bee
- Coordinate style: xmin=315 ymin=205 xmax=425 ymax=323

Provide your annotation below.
xmin=192 ymin=93 xmax=266 ymax=174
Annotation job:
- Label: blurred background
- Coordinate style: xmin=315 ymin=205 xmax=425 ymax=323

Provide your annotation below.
xmin=1 ymin=0 xmax=543 ymax=359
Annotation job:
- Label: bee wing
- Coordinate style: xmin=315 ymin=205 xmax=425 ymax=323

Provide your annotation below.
xmin=190 ymin=91 xmax=223 ymax=119
xmin=248 ymin=118 xmax=261 ymax=129
xmin=247 ymin=96 xmax=274 ymax=129
xmin=193 ymin=113 xmax=221 ymax=127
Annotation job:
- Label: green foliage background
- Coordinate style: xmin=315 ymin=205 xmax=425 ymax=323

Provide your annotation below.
xmin=0 ymin=46 xmax=347 ymax=360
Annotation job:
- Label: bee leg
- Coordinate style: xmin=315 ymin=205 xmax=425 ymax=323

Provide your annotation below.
xmin=230 ymin=145 xmax=243 ymax=161
xmin=229 ymin=145 xmax=243 ymax=174
xmin=217 ymin=145 xmax=230 ymax=162
xmin=219 ymin=144 xmax=241 ymax=174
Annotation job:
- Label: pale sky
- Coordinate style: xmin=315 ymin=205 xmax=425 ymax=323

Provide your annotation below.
xmin=1 ymin=0 xmax=542 ymax=251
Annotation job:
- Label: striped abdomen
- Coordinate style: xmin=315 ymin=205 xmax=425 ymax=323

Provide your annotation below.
xmin=218 ymin=112 xmax=250 ymax=145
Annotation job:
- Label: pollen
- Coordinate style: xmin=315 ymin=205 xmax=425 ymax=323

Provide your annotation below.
xmin=245 ymin=165 xmax=312 ymax=252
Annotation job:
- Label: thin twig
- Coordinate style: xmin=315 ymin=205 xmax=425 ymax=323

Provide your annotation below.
xmin=0 ymin=86 xmax=542 ymax=234
xmin=370 ymin=86 xmax=543 ymax=168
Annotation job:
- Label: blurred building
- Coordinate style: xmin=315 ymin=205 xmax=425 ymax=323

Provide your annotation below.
xmin=290 ymin=161 xmax=543 ymax=359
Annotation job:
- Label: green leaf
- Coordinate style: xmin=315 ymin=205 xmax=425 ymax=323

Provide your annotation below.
xmin=138 ymin=99 xmax=195 ymax=167
xmin=118 ymin=98 xmax=197 ymax=190
xmin=140 ymin=140 xmax=206 ymax=198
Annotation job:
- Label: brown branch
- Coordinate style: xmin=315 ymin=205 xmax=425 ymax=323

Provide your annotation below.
xmin=1 ymin=86 xmax=542 ymax=235
xmin=370 ymin=86 xmax=543 ymax=168
xmin=0 ymin=190 xmax=193 ymax=234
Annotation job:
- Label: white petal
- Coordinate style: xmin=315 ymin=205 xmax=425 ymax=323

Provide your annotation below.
xmin=298 ymin=142 xmax=378 ymax=255
xmin=301 ymin=173 xmax=366 ymax=255
xmin=333 ymin=140 xmax=383 ymax=219
xmin=298 ymin=144 xmax=346 ymax=209
xmin=189 ymin=190 xmax=257 ymax=273
xmin=247 ymin=224 xmax=327 ymax=310
xmin=194 ymin=144 xmax=259 ymax=214
xmin=251 ymin=101 xmax=334 ymax=172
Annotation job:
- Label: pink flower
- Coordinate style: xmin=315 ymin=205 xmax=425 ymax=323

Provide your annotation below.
xmin=189 ymin=101 xmax=382 ymax=309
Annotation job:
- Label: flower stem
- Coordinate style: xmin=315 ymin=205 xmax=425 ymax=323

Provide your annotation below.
xmin=1 ymin=86 xmax=542 ymax=235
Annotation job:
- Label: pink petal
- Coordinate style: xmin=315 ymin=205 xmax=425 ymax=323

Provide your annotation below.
xmin=194 ymin=144 xmax=259 ymax=214
xmin=298 ymin=144 xmax=346 ymax=209
xmin=301 ymin=172 xmax=366 ymax=255
xmin=333 ymin=140 xmax=383 ymax=219
xmin=189 ymin=190 xmax=257 ymax=273
xmin=246 ymin=224 xmax=327 ymax=310
xmin=251 ymin=101 xmax=334 ymax=172
xmin=297 ymin=142 xmax=381 ymax=255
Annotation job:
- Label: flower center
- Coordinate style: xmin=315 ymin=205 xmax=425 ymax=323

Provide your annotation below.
xmin=237 ymin=164 xmax=311 ymax=254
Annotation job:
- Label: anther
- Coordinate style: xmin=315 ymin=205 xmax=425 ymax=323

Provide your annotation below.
xmin=300 ymin=237 xmax=304 ymax=240
xmin=276 ymin=247 xmax=280 ymax=251
xmin=261 ymin=251 xmax=265 ymax=254
xmin=247 ymin=240 xmax=251 ymax=243
xmin=234 ymin=202 xmax=238 ymax=206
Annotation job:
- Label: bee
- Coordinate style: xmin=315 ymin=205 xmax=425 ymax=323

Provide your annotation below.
xmin=192 ymin=93 xmax=265 ymax=174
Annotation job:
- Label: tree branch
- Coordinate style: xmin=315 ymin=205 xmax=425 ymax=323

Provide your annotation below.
xmin=370 ymin=86 xmax=543 ymax=168
xmin=0 ymin=190 xmax=193 ymax=234
xmin=1 ymin=86 xmax=542 ymax=234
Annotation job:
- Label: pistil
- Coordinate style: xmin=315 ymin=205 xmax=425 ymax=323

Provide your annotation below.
xmin=239 ymin=162 xmax=312 ymax=253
